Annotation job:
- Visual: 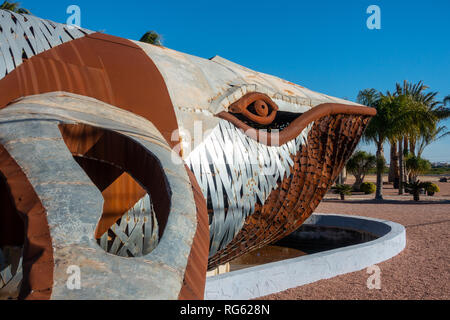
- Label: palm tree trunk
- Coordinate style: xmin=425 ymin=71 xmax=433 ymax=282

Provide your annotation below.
xmin=408 ymin=138 xmax=416 ymax=183
xmin=354 ymin=175 xmax=363 ymax=191
xmin=388 ymin=141 xmax=398 ymax=185
xmin=399 ymin=141 xmax=404 ymax=195
xmin=388 ymin=142 xmax=394 ymax=183
xmin=410 ymin=138 xmax=416 ymax=157
xmin=403 ymin=136 xmax=411 ymax=183
xmin=375 ymin=141 xmax=384 ymax=200
xmin=404 ymin=136 xmax=409 ymax=154
xmin=337 ymin=167 xmax=347 ymax=185
xmin=393 ymin=141 xmax=399 ymax=189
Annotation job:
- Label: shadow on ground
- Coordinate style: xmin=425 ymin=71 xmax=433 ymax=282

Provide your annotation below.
xmin=322 ymin=198 xmax=450 ymax=205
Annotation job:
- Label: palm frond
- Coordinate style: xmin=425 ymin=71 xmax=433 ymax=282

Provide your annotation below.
xmin=0 ymin=1 xmax=30 ymax=14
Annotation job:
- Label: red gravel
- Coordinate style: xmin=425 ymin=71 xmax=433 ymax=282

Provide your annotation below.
xmin=261 ymin=175 xmax=450 ymax=300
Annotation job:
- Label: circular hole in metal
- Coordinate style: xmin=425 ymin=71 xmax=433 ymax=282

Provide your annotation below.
xmin=59 ymin=124 xmax=171 ymax=258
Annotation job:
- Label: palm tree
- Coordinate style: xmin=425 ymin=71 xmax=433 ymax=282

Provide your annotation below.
xmin=388 ymin=137 xmax=400 ymax=188
xmin=394 ymin=81 xmax=432 ymax=156
xmin=332 ymin=184 xmax=353 ymax=201
xmin=394 ymin=94 xmax=435 ymax=193
xmin=357 ymin=89 xmax=388 ymax=200
xmin=359 ymin=90 xmax=435 ymax=199
xmin=0 ymin=1 xmax=30 ymax=14
xmin=417 ymin=125 xmax=450 ymax=158
xmin=360 ymin=83 xmax=445 ymax=198
xmin=443 ymin=95 xmax=450 ymax=106
xmin=395 ymin=81 xmax=449 ymax=154
xmin=393 ymin=81 xmax=448 ymax=191
xmin=139 ymin=31 xmax=162 ymax=46
xmin=356 ymin=88 xmax=379 ymax=108
xmin=405 ymin=180 xmax=427 ymax=202
xmin=346 ymin=151 xmax=376 ymax=190
xmin=414 ymin=94 xmax=450 ymax=159
xmin=405 ymin=155 xmax=431 ymax=183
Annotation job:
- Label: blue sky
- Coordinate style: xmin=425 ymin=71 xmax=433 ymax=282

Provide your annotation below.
xmin=21 ymin=0 xmax=450 ymax=162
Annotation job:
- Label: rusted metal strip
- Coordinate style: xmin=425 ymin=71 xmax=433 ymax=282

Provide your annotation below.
xmin=178 ymin=167 xmax=209 ymax=300
xmin=0 ymin=170 xmax=24 ymax=247
xmin=97 ymin=172 xmax=147 ymax=239
xmin=0 ymin=145 xmax=53 ymax=300
xmin=0 ymin=33 xmax=179 ymax=148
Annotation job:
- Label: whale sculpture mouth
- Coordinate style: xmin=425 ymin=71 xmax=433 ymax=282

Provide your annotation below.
xmin=218 ymin=98 xmax=377 ymax=147
xmin=229 ymin=110 xmax=301 ymax=132
xmin=184 ymin=94 xmax=377 ymax=269
xmin=204 ymin=108 xmax=375 ymax=269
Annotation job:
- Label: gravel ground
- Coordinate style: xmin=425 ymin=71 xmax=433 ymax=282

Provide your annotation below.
xmin=261 ymin=175 xmax=450 ymax=300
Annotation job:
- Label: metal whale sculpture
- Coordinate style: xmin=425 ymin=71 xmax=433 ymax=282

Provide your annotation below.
xmin=0 ymin=10 xmax=376 ymax=299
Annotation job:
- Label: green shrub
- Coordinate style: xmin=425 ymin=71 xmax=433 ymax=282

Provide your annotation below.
xmin=405 ymin=155 xmax=432 ymax=181
xmin=405 ymin=180 xmax=427 ymax=201
xmin=423 ymin=182 xmax=440 ymax=195
xmin=332 ymin=184 xmax=353 ymax=200
xmin=360 ymin=182 xmax=376 ymax=194
xmin=333 ymin=184 xmax=353 ymax=194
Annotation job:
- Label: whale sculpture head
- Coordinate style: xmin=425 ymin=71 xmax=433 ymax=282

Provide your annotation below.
xmin=0 ymin=10 xmax=375 ymax=299
xmin=134 ymin=43 xmax=375 ymax=266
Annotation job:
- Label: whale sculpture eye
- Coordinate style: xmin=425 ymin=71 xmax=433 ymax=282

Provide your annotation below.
xmin=228 ymin=92 xmax=278 ymax=125
xmin=253 ymin=100 xmax=270 ymax=117
xmin=225 ymin=92 xmax=299 ymax=132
